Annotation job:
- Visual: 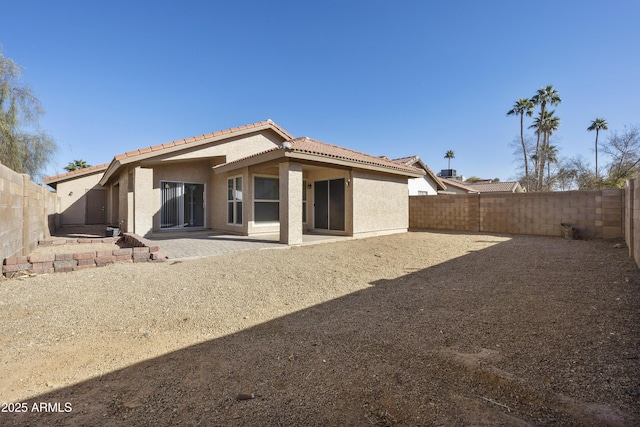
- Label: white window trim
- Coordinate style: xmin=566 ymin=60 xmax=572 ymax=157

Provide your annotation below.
xmin=227 ymin=175 xmax=243 ymax=226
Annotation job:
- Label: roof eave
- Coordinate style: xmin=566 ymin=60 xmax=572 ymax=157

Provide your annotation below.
xmin=99 ymin=160 xmax=123 ymax=186
xmin=101 ymin=121 xmax=291 ymax=185
xmin=287 ymin=152 xmax=425 ymax=177
xmin=214 ymin=149 xmax=425 ymax=177
xmin=44 ymin=165 xmax=110 ymax=188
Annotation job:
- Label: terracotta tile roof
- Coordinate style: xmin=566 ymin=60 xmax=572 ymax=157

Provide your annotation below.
xmin=217 ymin=137 xmax=424 ymax=175
xmin=439 ymin=178 xmax=479 ymax=193
xmin=464 ymin=181 xmax=523 ymax=193
xmin=113 ymin=119 xmax=292 ymax=162
xmin=392 ymin=156 xmax=447 ymax=190
xmin=43 ymin=163 xmax=110 ymax=184
xmin=288 ymin=138 xmax=423 ymax=174
xmin=392 ymin=156 xmax=418 ymax=165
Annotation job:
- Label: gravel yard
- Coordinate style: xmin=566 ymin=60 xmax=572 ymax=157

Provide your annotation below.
xmin=1 ymin=231 xmax=639 ymax=426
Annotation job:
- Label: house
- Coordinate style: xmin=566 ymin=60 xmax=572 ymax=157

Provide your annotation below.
xmin=438 ymin=178 xmax=479 ymax=194
xmin=464 ymin=181 xmax=524 ymax=193
xmin=43 ymin=120 xmax=424 ymax=245
xmin=392 ymin=156 xmax=446 ymax=195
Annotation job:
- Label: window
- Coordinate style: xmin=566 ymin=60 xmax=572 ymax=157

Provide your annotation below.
xmin=254 ymin=176 xmax=279 ymax=222
xmin=302 ymin=180 xmax=307 ymax=223
xmin=227 ymin=176 xmax=242 ymax=224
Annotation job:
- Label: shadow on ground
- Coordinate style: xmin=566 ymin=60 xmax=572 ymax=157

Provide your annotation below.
xmin=3 ymin=234 xmax=640 ymax=426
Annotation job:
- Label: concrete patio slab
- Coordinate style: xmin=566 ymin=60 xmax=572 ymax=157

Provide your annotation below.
xmin=146 ymin=231 xmax=353 ymax=259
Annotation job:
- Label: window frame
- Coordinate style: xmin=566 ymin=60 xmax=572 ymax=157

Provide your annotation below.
xmin=302 ymin=179 xmax=307 ymax=223
xmin=160 ymin=180 xmax=206 ymax=229
xmin=253 ymin=175 xmax=280 ymax=224
xmin=227 ymin=176 xmax=243 ymax=225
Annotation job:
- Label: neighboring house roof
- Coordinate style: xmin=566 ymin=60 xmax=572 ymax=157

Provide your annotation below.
xmin=214 ymin=137 xmax=425 ymax=177
xmin=43 ymin=163 xmax=110 ymax=188
xmin=465 ymin=181 xmax=524 ymax=193
xmin=392 ymin=155 xmax=447 ymax=190
xmin=439 ymin=178 xmax=479 ymax=193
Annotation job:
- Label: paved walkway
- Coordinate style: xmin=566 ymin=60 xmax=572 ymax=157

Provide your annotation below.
xmin=146 ymin=232 xmax=284 ymax=259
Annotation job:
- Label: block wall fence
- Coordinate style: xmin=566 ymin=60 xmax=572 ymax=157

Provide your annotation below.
xmin=0 ymin=161 xmax=60 ymax=262
xmin=625 ymin=177 xmax=640 ymax=268
xmin=409 ymin=189 xmax=624 ymax=239
xmin=410 ymin=188 xmax=636 ymax=249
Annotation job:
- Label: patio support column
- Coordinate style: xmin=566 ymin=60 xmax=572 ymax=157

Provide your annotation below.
xmin=133 ymin=166 xmax=154 ymax=238
xmin=279 ymin=161 xmax=303 ymax=245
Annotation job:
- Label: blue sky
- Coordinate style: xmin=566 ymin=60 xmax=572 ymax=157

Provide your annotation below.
xmin=2 ymin=0 xmax=639 ymax=181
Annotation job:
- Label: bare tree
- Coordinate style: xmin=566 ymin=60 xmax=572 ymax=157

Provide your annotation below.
xmin=600 ymin=125 xmax=640 ymax=187
xmin=564 ymin=155 xmax=597 ymax=190
xmin=0 ymin=48 xmax=56 ymax=179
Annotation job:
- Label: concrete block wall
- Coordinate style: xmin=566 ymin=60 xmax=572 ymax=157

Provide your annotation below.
xmin=626 ymin=178 xmax=640 ymax=267
xmin=409 ymin=194 xmax=479 ymax=232
xmin=0 ymin=161 xmax=60 ymax=261
xmin=410 ymin=189 xmax=624 ymax=239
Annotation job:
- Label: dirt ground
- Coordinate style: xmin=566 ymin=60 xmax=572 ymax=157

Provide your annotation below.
xmin=1 ymin=231 xmax=639 ymax=426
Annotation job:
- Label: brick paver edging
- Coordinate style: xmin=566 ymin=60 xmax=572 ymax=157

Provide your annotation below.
xmin=2 ymin=233 xmax=167 ymax=278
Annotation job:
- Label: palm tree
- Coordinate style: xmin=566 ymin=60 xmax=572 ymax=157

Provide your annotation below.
xmin=529 ymin=109 xmax=560 ymax=190
xmin=531 ymin=85 xmax=561 ymax=189
xmin=587 ymin=118 xmax=608 ymax=180
xmin=444 ymin=150 xmax=455 ymax=169
xmin=507 ymin=98 xmax=535 ymax=187
xmin=543 ymin=144 xmax=559 ymax=186
xmin=64 ymin=159 xmax=90 ymax=172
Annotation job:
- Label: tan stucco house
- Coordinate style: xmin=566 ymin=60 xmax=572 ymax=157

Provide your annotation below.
xmin=43 ymin=120 xmax=424 ymax=245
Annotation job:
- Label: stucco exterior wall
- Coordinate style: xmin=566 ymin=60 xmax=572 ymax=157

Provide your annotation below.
xmin=352 ymin=171 xmax=408 ymax=236
xmin=133 ymin=167 xmax=154 ymax=237
xmin=159 ymin=132 xmax=283 ymax=163
xmin=279 ymin=162 xmax=303 ymax=244
xmin=55 ymin=172 xmax=104 ymax=225
xmin=408 ymin=176 xmax=438 ymax=195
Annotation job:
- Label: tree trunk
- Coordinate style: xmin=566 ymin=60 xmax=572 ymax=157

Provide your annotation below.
xmin=520 ymin=113 xmax=529 ymax=190
xmin=534 ymin=103 xmax=546 ymax=191
xmin=595 ymin=130 xmax=599 ymax=181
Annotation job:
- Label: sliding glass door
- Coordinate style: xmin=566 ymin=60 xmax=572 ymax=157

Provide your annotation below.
xmin=314 ymin=178 xmax=345 ymax=231
xmin=161 ymin=181 xmax=205 ymax=229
